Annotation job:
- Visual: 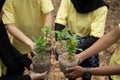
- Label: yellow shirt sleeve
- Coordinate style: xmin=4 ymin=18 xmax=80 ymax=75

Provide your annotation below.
xmin=2 ymin=0 xmax=15 ymax=24
xmin=41 ymin=0 xmax=54 ymax=14
xmin=119 ymin=24 xmax=120 ymax=27
xmin=55 ymin=0 xmax=70 ymax=25
xmin=90 ymin=6 xmax=108 ymax=37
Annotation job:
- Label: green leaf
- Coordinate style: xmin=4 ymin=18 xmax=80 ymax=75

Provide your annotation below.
xmin=32 ymin=36 xmax=39 ymax=42
xmin=55 ymin=28 xmax=83 ymax=59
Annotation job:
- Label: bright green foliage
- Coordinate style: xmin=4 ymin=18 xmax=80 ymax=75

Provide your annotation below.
xmin=55 ymin=28 xmax=69 ymax=42
xmin=32 ymin=26 xmax=54 ymax=59
xmin=55 ymin=28 xmax=82 ymax=59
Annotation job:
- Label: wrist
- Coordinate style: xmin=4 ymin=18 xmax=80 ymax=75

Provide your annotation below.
xmin=25 ymin=40 xmax=35 ymax=50
xmin=77 ymin=54 xmax=84 ymax=64
xmin=82 ymin=68 xmax=92 ymax=79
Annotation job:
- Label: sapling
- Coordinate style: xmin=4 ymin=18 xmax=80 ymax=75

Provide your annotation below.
xmin=55 ymin=28 xmax=82 ymax=59
xmin=55 ymin=28 xmax=69 ymax=42
xmin=32 ymin=26 xmax=54 ymax=60
xmin=32 ymin=26 xmax=54 ymax=73
xmin=64 ymin=34 xmax=82 ymax=59
xmin=54 ymin=28 xmax=69 ymax=55
xmin=56 ymin=28 xmax=83 ymax=73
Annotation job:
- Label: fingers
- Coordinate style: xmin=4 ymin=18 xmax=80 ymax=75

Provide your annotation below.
xmin=41 ymin=71 xmax=48 ymax=75
xmin=30 ymin=51 xmax=37 ymax=57
xmin=27 ymin=53 xmax=32 ymax=59
xmin=65 ymin=66 xmax=81 ymax=78
xmin=29 ymin=71 xmax=48 ymax=80
xmin=66 ymin=66 xmax=77 ymax=73
xmin=23 ymin=67 xmax=30 ymax=75
xmin=29 ymin=64 xmax=34 ymax=70
xmin=65 ymin=67 xmax=76 ymax=78
xmin=65 ymin=68 xmax=74 ymax=73
xmin=38 ymin=71 xmax=48 ymax=79
xmin=65 ymin=72 xmax=75 ymax=79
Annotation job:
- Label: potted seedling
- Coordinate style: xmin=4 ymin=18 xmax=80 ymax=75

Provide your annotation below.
xmin=55 ymin=28 xmax=82 ymax=73
xmin=54 ymin=28 xmax=69 ymax=60
xmin=32 ymin=26 xmax=53 ymax=73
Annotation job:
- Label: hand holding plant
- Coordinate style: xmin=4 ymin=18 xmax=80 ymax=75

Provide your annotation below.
xmin=32 ymin=26 xmax=54 ymax=73
xmin=55 ymin=28 xmax=82 ymax=73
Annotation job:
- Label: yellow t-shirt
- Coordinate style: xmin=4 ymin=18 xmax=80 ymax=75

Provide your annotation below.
xmin=55 ymin=0 xmax=108 ymax=38
xmin=110 ymin=24 xmax=120 ymax=80
xmin=2 ymin=0 xmax=54 ymax=54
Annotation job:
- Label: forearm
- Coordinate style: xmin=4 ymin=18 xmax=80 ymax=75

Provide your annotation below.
xmin=79 ymin=27 xmax=120 ymax=62
xmin=89 ymin=65 xmax=120 ymax=76
xmin=44 ymin=12 xmax=54 ymax=28
xmin=5 ymin=24 xmax=34 ymax=49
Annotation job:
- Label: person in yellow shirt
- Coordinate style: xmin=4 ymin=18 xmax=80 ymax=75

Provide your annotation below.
xmin=0 ymin=0 xmax=47 ymax=80
xmin=55 ymin=0 xmax=108 ymax=80
xmin=2 ymin=0 xmax=54 ymax=56
xmin=65 ymin=24 xmax=120 ymax=80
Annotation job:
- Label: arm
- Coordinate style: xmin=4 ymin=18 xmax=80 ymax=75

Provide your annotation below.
xmin=65 ymin=64 xmax=120 ymax=78
xmin=78 ymin=26 xmax=120 ymax=63
xmin=44 ymin=11 xmax=54 ymax=28
xmin=5 ymin=24 xmax=35 ymax=50
xmin=2 ymin=0 xmax=35 ymax=50
xmin=65 ymin=26 xmax=120 ymax=79
xmin=41 ymin=0 xmax=54 ymax=28
xmin=90 ymin=65 xmax=120 ymax=76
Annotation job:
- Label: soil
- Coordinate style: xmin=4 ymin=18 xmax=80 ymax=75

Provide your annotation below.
xmin=32 ymin=54 xmax=51 ymax=73
xmin=58 ymin=53 xmax=79 ymax=74
xmin=45 ymin=0 xmax=120 ymax=80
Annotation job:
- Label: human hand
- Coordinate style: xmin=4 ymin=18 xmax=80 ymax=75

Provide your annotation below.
xmin=30 ymin=71 xmax=47 ymax=80
xmin=75 ymin=53 xmax=85 ymax=65
xmin=74 ymin=54 xmax=82 ymax=65
xmin=65 ymin=66 xmax=85 ymax=79
xmin=30 ymin=50 xmax=37 ymax=58
xmin=29 ymin=64 xmax=34 ymax=71
xmin=29 ymin=42 xmax=37 ymax=57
